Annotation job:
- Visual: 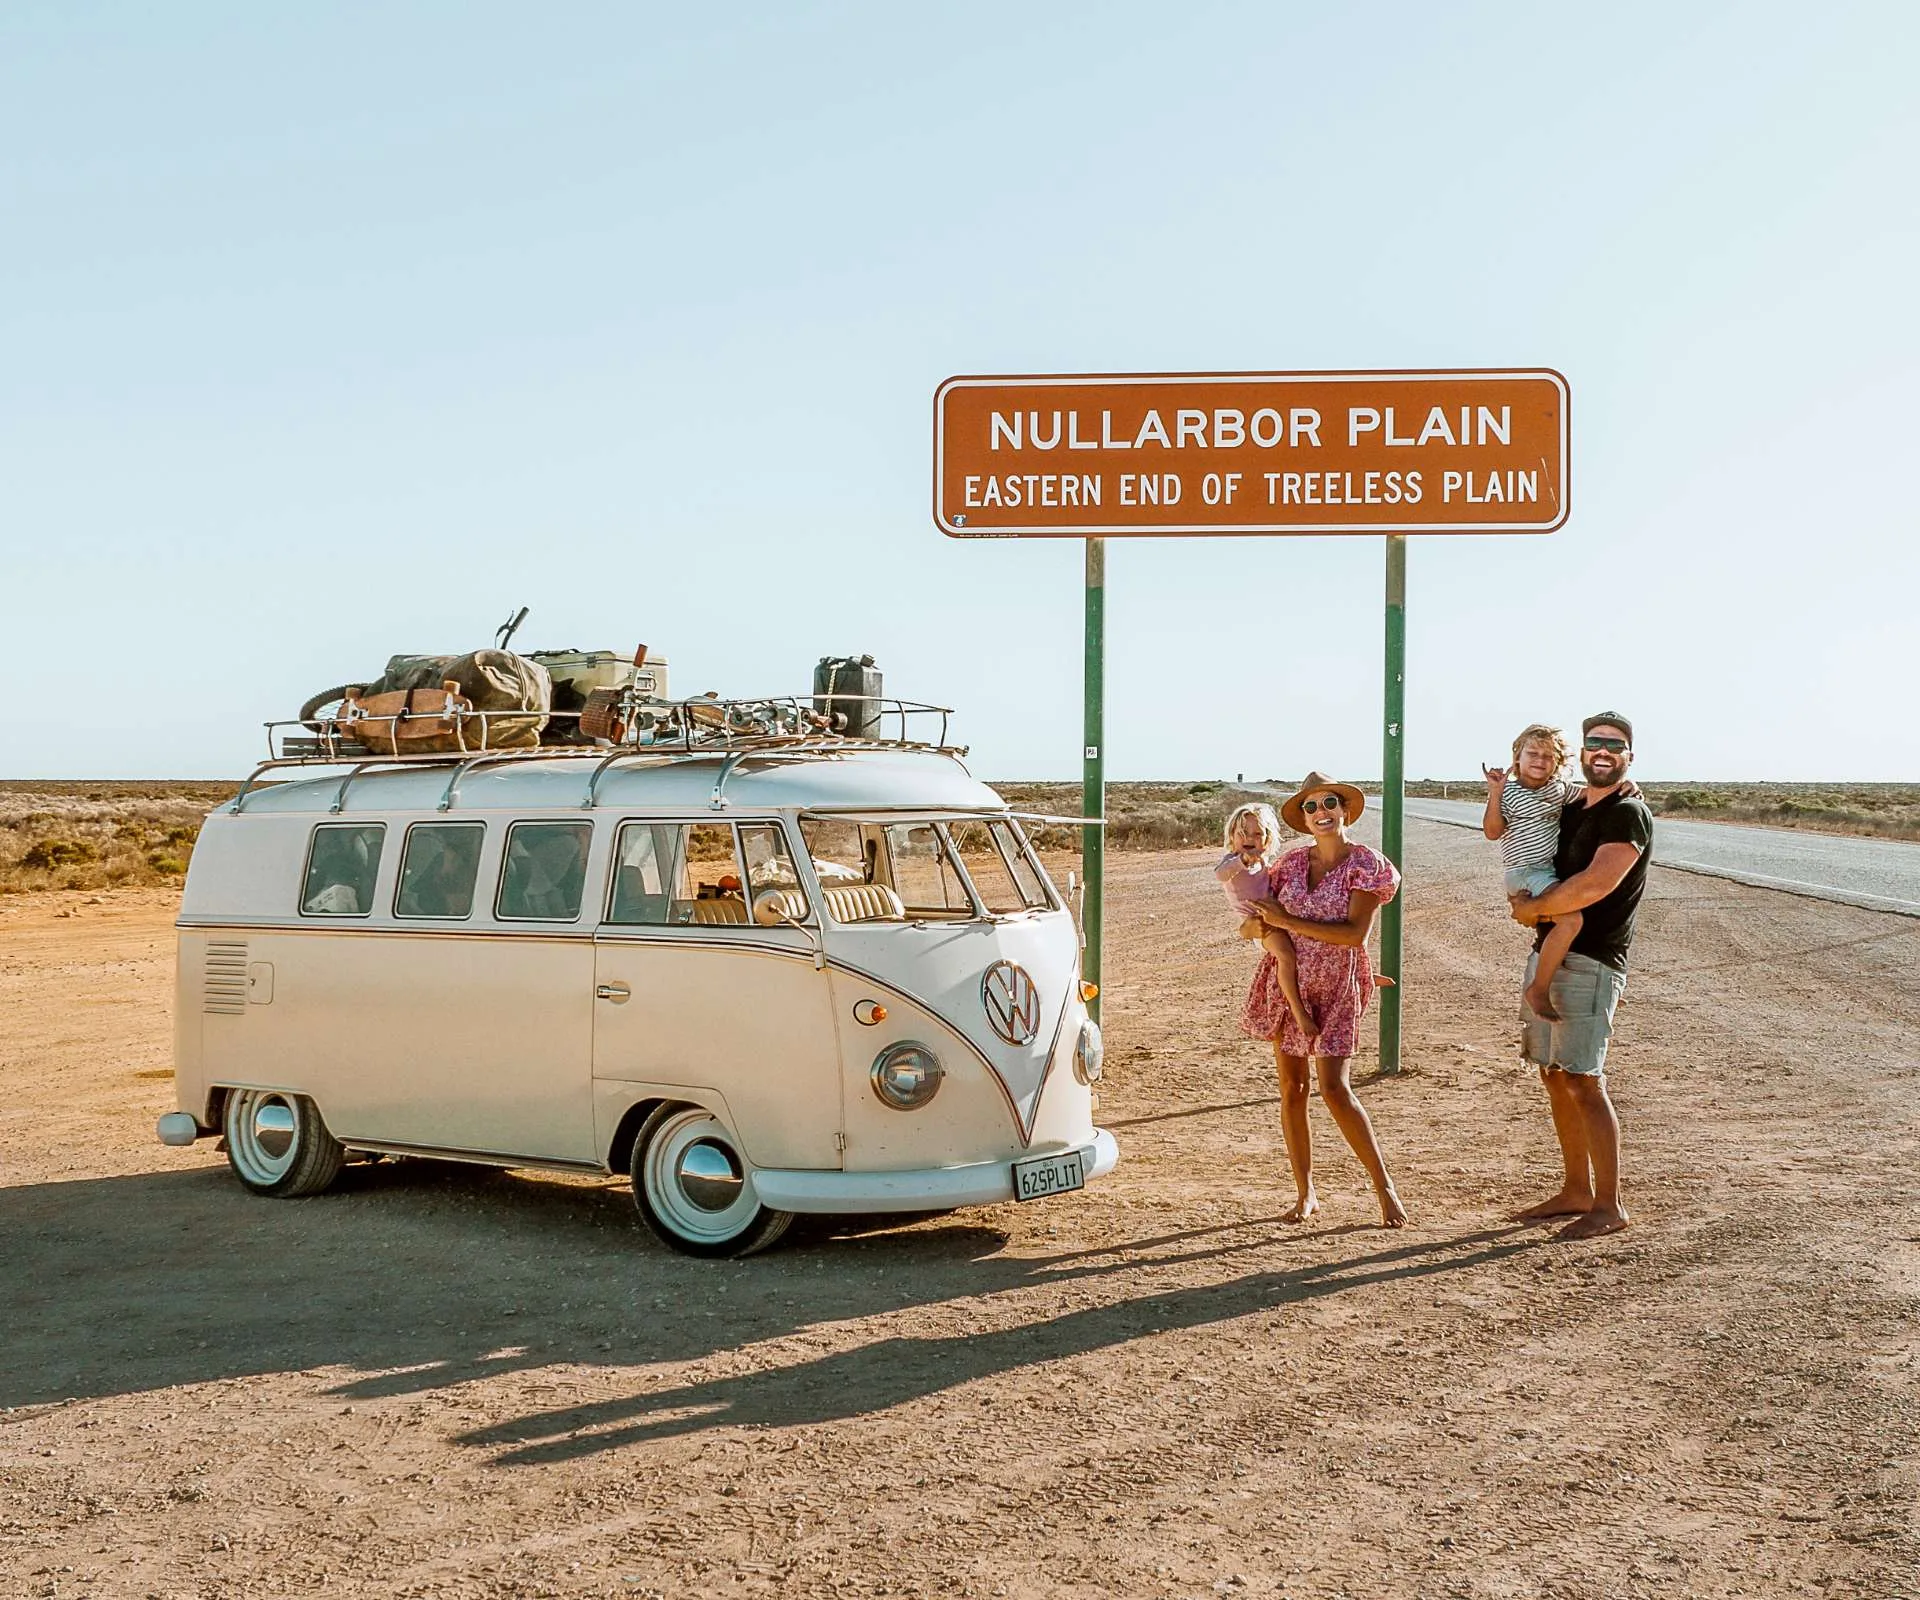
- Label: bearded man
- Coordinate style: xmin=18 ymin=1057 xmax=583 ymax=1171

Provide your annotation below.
xmin=1508 ymin=713 xmax=1652 ymax=1238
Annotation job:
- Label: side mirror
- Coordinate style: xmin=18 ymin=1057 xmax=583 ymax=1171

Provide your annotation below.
xmin=753 ymin=889 xmax=798 ymax=928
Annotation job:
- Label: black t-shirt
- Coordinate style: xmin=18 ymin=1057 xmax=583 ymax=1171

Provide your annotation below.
xmin=1534 ymin=789 xmax=1653 ymax=972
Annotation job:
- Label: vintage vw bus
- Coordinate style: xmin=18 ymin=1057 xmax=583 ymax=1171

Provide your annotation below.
xmin=159 ymin=727 xmax=1114 ymax=1256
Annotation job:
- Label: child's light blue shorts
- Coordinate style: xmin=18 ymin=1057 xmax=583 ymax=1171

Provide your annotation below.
xmin=1504 ymin=864 xmax=1558 ymax=897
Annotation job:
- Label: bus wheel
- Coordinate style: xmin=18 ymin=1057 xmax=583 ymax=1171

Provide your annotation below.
xmin=631 ymin=1105 xmax=793 ymax=1258
xmin=223 ymin=1089 xmax=345 ymax=1198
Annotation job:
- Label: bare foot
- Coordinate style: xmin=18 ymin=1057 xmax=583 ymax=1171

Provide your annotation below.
xmin=1282 ymin=1192 xmax=1320 ymax=1224
xmin=1524 ymin=981 xmax=1560 ymax=1021
xmin=1287 ymin=1002 xmax=1316 ymax=1043
xmin=1378 ymin=1186 xmax=1407 ymax=1229
xmin=1373 ymin=973 xmax=1395 ymax=989
xmin=1559 ymin=1206 xmax=1630 ymax=1240
xmin=1512 ymin=1188 xmax=1593 ymax=1221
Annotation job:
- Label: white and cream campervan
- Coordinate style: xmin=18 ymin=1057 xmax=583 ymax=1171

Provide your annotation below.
xmin=159 ymin=702 xmax=1115 ymax=1256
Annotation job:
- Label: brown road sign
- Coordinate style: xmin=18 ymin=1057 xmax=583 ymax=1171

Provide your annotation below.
xmin=933 ymin=369 xmax=1568 ymax=537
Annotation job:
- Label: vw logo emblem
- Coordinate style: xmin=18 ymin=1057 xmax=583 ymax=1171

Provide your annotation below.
xmin=981 ymin=960 xmax=1041 ymax=1046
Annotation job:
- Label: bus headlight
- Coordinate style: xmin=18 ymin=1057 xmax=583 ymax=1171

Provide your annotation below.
xmin=1073 ymin=1020 xmax=1104 ymax=1085
xmin=871 ymin=1041 xmax=944 ymax=1110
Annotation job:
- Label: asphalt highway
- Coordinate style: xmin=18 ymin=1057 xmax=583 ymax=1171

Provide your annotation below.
xmin=1403 ymin=798 xmax=1920 ymax=918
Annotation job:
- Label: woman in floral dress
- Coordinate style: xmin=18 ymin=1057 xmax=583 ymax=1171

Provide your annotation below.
xmin=1241 ymin=772 xmax=1406 ymax=1228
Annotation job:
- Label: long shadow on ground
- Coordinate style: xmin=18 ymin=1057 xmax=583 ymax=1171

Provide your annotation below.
xmin=460 ymin=1224 xmax=1540 ymax=1464
xmin=2 ymin=1159 xmax=1540 ymax=1429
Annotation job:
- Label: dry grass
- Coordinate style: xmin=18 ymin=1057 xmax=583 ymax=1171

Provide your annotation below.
xmin=0 ymin=781 xmax=234 ymax=895
xmin=1009 ymin=779 xmax=1920 ymax=852
xmin=4 ymin=776 xmax=1913 ymax=897
xmin=1406 ymin=779 xmax=1920 ymax=842
xmin=995 ymin=780 xmax=1278 ymax=853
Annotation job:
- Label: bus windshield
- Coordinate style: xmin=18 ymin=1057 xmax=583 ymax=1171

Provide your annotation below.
xmin=798 ymin=815 xmax=1056 ymax=923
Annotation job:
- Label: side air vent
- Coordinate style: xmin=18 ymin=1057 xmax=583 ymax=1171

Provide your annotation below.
xmin=203 ymin=941 xmax=249 ymax=1015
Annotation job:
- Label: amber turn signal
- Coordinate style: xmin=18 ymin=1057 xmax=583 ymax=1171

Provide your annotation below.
xmin=1080 ymin=981 xmax=1099 ymax=1002
xmin=853 ymin=999 xmax=888 ymax=1026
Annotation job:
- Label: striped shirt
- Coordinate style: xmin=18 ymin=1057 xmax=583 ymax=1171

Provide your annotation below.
xmin=1499 ymin=777 xmax=1578 ymax=869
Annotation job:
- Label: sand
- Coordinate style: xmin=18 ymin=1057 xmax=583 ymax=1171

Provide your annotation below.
xmin=2 ymin=820 xmax=1916 ymax=1598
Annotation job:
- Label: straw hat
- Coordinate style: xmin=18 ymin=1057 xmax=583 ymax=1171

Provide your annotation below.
xmin=1279 ymin=771 xmax=1367 ymax=834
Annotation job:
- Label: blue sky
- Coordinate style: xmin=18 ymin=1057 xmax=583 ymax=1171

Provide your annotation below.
xmin=2 ymin=1 xmax=1914 ymax=781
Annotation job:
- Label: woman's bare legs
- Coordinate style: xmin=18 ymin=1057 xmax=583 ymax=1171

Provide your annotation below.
xmin=1316 ymin=1056 xmax=1407 ymax=1228
xmin=1261 ymin=928 xmax=1316 ymax=1042
xmin=1273 ymin=1046 xmax=1318 ymax=1222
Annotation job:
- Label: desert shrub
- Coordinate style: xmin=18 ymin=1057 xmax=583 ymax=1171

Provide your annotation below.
xmin=0 ymin=779 xmax=232 ymax=894
xmin=996 ymin=781 xmax=1292 ymax=855
xmin=21 ymin=838 xmax=97 ymax=870
xmin=1605 ymin=782 xmax=1918 ymax=842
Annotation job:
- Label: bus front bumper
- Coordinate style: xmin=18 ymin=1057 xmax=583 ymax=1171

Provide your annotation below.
xmin=752 ymin=1129 xmax=1118 ymax=1215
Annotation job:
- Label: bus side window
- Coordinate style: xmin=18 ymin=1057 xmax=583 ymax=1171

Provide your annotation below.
xmin=606 ymin=823 xmax=673 ymax=925
xmin=740 ymin=823 xmax=809 ymax=920
xmin=497 ymin=821 xmax=592 ymax=922
xmin=395 ymin=822 xmax=485 ymax=919
xmin=672 ymin=824 xmax=747 ymax=925
xmin=301 ymin=823 xmax=385 ymax=917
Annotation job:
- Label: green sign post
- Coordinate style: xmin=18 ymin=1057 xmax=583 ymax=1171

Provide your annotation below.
xmin=1082 ymin=538 xmax=1105 ymax=1024
xmin=1378 ymin=534 xmax=1408 ymax=1072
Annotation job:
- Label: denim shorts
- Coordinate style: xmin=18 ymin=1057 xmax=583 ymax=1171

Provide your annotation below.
xmin=1504 ymin=863 xmax=1559 ymax=898
xmin=1520 ymin=950 xmax=1627 ymax=1076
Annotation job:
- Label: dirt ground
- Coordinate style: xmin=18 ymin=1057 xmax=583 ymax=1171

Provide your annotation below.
xmin=2 ymin=820 xmax=1917 ymax=1600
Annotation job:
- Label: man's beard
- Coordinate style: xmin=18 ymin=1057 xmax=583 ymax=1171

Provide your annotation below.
xmin=1582 ymin=752 xmax=1625 ymax=788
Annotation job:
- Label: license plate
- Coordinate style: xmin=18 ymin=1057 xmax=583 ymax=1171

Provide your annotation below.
xmin=1012 ymin=1148 xmax=1086 ymax=1202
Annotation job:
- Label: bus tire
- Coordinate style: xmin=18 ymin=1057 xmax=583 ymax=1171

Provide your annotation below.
xmin=630 ymin=1104 xmax=794 ymax=1259
xmin=223 ymin=1089 xmax=345 ymax=1198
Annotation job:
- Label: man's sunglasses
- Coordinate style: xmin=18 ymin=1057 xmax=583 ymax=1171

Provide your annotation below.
xmin=1302 ymin=796 xmax=1344 ymax=813
xmin=1583 ymin=735 xmax=1629 ymax=753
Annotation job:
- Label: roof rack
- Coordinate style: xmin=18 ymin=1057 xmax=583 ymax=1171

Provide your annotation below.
xmin=229 ymin=693 xmax=968 ymax=814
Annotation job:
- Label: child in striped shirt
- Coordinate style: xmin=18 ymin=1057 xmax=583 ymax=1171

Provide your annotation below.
xmin=1482 ymin=723 xmax=1583 ymax=1021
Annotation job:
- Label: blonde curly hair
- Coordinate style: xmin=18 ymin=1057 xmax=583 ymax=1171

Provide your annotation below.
xmin=1510 ymin=723 xmax=1570 ymax=766
xmin=1221 ymin=802 xmax=1283 ymax=866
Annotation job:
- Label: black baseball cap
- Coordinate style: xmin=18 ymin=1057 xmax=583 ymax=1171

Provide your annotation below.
xmin=1581 ymin=711 xmax=1633 ymax=746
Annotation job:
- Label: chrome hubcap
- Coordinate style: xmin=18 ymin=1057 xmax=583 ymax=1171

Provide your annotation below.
xmin=252 ymin=1101 xmax=296 ymax=1160
xmin=676 ymin=1140 xmax=743 ymax=1211
xmin=226 ymin=1089 xmax=301 ymax=1187
xmin=643 ymin=1110 xmax=761 ymax=1244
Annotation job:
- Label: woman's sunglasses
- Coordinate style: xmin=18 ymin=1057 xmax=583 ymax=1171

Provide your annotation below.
xmin=1302 ymin=796 xmax=1344 ymax=814
xmin=1583 ymin=735 xmax=1629 ymax=753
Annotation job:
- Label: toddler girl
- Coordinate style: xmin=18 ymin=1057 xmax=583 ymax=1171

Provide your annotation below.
xmin=1216 ymin=803 xmax=1315 ymax=1041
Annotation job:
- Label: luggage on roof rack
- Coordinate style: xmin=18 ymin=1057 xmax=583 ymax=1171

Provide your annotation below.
xmin=298 ymin=649 xmax=551 ymax=754
xmin=270 ymin=645 xmax=957 ymax=779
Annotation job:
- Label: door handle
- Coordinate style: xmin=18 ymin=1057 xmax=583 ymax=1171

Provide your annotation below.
xmin=595 ymin=982 xmax=631 ymax=1004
